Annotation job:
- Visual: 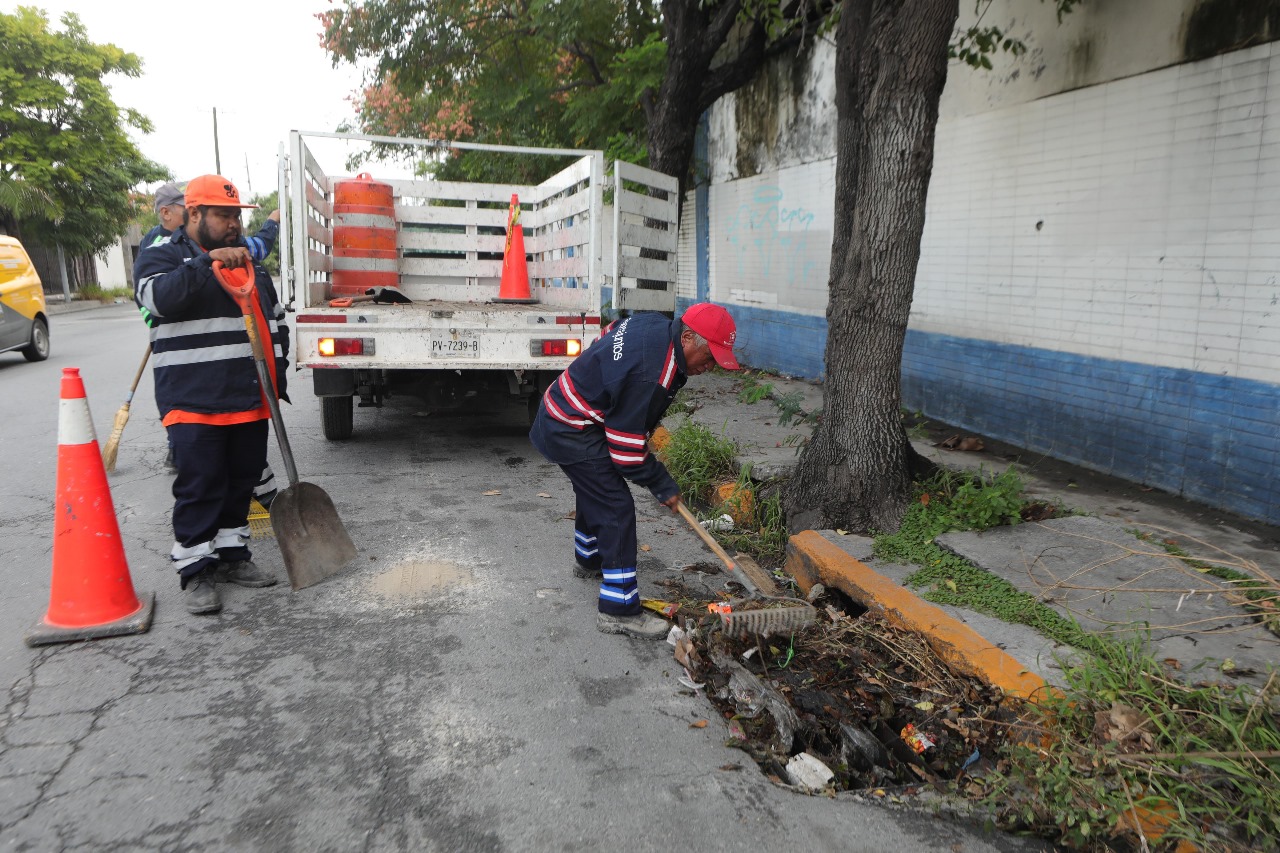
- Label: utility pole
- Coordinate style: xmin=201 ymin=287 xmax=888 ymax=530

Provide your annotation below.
xmin=244 ymin=153 xmax=252 ymax=195
xmin=213 ymin=107 xmax=221 ymax=174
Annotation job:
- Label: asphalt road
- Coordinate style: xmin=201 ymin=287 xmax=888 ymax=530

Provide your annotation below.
xmin=0 ymin=303 xmax=1044 ymax=852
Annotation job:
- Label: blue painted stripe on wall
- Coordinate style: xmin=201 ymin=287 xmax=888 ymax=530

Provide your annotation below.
xmin=902 ymin=329 xmax=1280 ymax=526
xmin=675 ymin=298 xmax=827 ymax=380
xmin=666 ymin=300 xmax=1277 ymax=525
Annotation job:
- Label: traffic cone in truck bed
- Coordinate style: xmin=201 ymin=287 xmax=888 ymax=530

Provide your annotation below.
xmin=26 ymin=368 xmax=154 ymax=647
xmin=496 ymin=193 xmax=537 ymax=303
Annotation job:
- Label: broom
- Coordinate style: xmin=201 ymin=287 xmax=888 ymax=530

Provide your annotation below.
xmin=102 ymin=344 xmax=152 ymax=473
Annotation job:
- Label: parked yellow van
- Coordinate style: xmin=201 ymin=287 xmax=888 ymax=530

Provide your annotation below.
xmin=0 ymin=236 xmax=50 ymax=361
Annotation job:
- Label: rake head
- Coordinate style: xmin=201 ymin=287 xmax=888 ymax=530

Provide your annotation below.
xmin=719 ymin=600 xmax=816 ymax=638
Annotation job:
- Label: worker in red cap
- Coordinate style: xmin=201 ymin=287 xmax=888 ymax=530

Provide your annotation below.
xmin=530 ymin=303 xmax=740 ymax=639
xmin=133 ymin=174 xmax=290 ymax=615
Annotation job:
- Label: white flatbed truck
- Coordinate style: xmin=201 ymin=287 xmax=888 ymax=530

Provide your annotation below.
xmin=277 ymin=131 xmax=679 ymax=439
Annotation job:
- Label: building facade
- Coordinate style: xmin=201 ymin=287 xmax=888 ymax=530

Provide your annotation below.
xmin=679 ymin=0 xmax=1280 ymax=524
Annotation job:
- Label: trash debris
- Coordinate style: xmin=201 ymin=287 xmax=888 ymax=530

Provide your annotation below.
xmin=677 ymin=669 xmax=705 ymax=691
xmin=689 ymin=719 xmax=709 ymax=729
xmin=700 ymin=513 xmax=735 ymax=532
xmin=805 ymin=583 xmax=825 ymax=602
xmin=707 ymin=602 xmax=732 ymax=615
xmin=840 ymin=723 xmax=890 ymax=773
xmin=936 ymin=434 xmax=984 ymax=452
xmin=641 ymin=599 xmax=679 ymax=618
xmin=961 ymin=749 xmax=981 ymax=772
xmin=482 ymin=489 xmax=501 ymax=496
xmin=900 ymin=724 xmax=936 ymax=754
xmin=786 ymin=752 xmax=835 ymax=792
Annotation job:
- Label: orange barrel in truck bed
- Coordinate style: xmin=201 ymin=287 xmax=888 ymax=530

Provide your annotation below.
xmin=331 ymin=172 xmax=398 ymax=295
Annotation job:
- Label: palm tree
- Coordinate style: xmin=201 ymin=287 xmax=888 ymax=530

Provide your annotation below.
xmin=0 ymin=173 xmax=63 ymax=235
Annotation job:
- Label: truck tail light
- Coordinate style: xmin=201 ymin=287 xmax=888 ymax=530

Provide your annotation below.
xmin=533 ymin=339 xmax=582 ymax=357
xmin=318 ymin=337 xmax=375 ymax=356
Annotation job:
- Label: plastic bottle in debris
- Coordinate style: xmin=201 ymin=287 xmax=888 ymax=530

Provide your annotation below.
xmin=701 ymin=514 xmax=735 ymax=533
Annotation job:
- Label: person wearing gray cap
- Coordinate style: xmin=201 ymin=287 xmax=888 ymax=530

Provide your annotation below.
xmin=138 ymin=182 xmax=187 ymax=252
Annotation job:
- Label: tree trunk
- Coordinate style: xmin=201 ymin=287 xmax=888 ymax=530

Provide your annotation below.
xmin=646 ymin=0 xmax=724 ymax=202
xmin=785 ymin=0 xmax=957 ymax=535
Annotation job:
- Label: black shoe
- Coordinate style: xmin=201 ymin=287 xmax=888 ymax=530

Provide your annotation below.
xmin=212 ymin=559 xmax=278 ymax=588
xmin=164 ymin=448 xmax=177 ymax=474
xmin=184 ymin=572 xmax=222 ymax=615
xmin=573 ymin=562 xmax=603 ymax=579
xmin=255 ymin=489 xmax=278 ymax=510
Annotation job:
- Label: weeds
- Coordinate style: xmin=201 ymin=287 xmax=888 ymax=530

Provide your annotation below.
xmin=77 ymin=285 xmax=132 ymax=302
xmin=660 ymin=421 xmax=739 ymax=507
xmin=903 ymin=409 xmax=931 ymax=441
xmin=718 ymin=475 xmax=789 ymax=564
xmin=1132 ymin=529 xmax=1280 ymax=636
xmin=874 ymin=469 xmax=1107 ymax=654
xmin=659 ymin=423 xmax=789 ymax=564
xmin=737 ymin=372 xmax=775 ymax=404
xmin=983 ymin=639 xmax=1280 ymax=850
xmin=774 ymin=390 xmax=821 ymax=426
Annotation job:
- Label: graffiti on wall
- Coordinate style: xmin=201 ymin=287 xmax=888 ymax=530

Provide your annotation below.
xmin=721 ymin=184 xmax=824 ymax=296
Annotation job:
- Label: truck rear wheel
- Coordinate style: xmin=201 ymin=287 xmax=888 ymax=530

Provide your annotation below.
xmin=320 ymin=396 xmax=354 ymax=441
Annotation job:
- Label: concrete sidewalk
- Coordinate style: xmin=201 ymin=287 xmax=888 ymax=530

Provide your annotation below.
xmin=674 ymin=371 xmax=1280 ymax=696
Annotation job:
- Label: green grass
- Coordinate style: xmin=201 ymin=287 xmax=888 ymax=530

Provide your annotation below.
xmin=873 ymin=468 xmax=1109 ymax=654
xmin=76 ymin=285 xmax=133 ymax=302
xmin=659 ymin=423 xmax=789 ymax=564
xmin=718 ymin=468 xmax=789 ymax=564
xmin=736 ymin=372 xmax=775 ymax=404
xmin=660 ymin=420 xmax=738 ymax=507
xmin=984 ymin=637 xmax=1280 ymax=850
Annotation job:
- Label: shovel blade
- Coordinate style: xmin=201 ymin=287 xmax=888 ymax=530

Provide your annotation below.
xmin=270 ymin=482 xmax=357 ymax=590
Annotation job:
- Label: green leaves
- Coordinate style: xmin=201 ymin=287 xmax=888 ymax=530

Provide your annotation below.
xmin=321 ymin=0 xmax=663 ymax=179
xmin=0 ymin=7 xmax=166 ymax=251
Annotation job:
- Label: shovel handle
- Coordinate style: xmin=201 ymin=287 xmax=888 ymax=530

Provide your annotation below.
xmin=211 ymin=261 xmax=300 ymax=488
xmin=328 ymin=294 xmax=375 ymax=307
xmin=212 ymin=261 xmax=270 ymax=362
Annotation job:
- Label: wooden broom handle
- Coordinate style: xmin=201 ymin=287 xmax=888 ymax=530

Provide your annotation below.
xmin=675 ymin=501 xmax=736 ymax=572
xmin=125 ymin=344 xmax=152 ymax=399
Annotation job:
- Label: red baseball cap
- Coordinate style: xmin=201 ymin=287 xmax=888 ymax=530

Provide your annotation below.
xmin=682 ymin=302 xmax=740 ymax=370
xmin=183 ymin=174 xmax=259 ymax=209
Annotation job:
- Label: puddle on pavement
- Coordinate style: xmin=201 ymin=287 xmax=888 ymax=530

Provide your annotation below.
xmin=369 ymin=559 xmax=474 ymax=601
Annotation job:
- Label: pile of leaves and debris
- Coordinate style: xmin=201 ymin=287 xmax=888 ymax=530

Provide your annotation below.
xmin=654 ymin=576 xmax=1013 ymax=797
xmin=653 ymin=571 xmax=1280 ymax=852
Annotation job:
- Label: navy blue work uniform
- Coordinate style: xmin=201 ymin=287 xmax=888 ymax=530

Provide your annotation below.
xmin=529 ymin=313 xmax=686 ymax=616
xmin=134 ymin=231 xmax=289 ymax=584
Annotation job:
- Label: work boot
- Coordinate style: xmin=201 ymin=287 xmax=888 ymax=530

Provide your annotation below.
xmin=184 ymin=571 xmax=222 ymax=615
xmin=213 ymin=559 xmax=278 ymax=588
xmin=573 ymin=562 xmax=602 ymax=579
xmin=164 ymin=448 xmax=177 ymax=474
xmin=596 ymin=611 xmax=669 ymax=640
xmin=255 ymin=489 xmax=278 ymax=510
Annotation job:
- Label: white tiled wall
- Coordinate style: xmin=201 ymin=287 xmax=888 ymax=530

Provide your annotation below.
xmin=915 ymin=41 xmax=1280 ymax=385
xmin=706 ymin=160 xmax=835 ymax=316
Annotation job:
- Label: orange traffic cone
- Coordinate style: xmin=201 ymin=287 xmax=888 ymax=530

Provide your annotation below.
xmin=496 ymin=193 xmax=537 ymax=303
xmin=25 ymin=368 xmax=154 ymax=647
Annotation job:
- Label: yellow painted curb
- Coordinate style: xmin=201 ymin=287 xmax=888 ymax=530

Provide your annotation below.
xmin=785 ymin=530 xmax=1051 ymax=703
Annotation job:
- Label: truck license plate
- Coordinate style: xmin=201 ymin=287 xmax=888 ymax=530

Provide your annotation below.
xmin=431 ymin=331 xmax=479 ymax=358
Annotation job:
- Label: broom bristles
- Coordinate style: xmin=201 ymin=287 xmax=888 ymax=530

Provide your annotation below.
xmin=101 ymin=403 xmax=131 ymax=473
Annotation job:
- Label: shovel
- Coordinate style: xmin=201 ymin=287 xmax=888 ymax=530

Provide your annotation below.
xmin=213 ymin=260 xmax=358 ymax=589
